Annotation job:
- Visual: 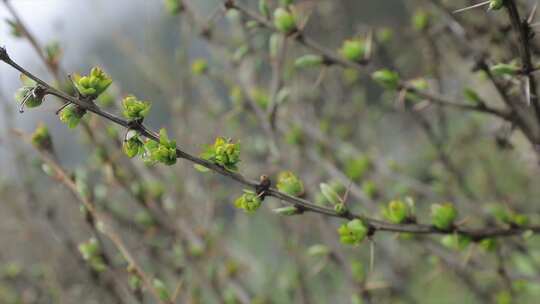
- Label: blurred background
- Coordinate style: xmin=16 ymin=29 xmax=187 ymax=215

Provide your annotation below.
xmin=1 ymin=0 xmax=540 ymax=303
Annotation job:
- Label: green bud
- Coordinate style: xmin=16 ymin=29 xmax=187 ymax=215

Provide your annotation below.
xmin=489 ymin=0 xmax=504 ymax=10
xmin=78 ymin=238 xmax=107 ymax=272
xmin=338 ymin=219 xmax=368 ymax=245
xmin=269 ymin=33 xmax=282 ymax=58
xmin=135 ymin=210 xmax=155 ymax=228
xmin=78 ymin=238 xmax=100 ymax=260
xmin=307 ymin=244 xmax=330 ymax=257
xmin=273 ymin=206 xmax=300 ymax=216
xmin=320 ymin=183 xmax=342 ymax=205
xmin=143 ymin=129 xmax=177 ymax=165
xmin=479 ymin=238 xmax=497 ymax=251
xmin=362 ymin=181 xmax=378 ymax=199
xmin=285 ymin=125 xmax=303 ymax=145
xmin=440 ymin=234 xmax=471 ymax=251
xmin=273 ymin=8 xmax=296 ymax=33
xmin=259 ymin=0 xmax=270 ymax=18
xmin=59 ymin=104 xmax=86 ymax=128
xmin=345 ymin=154 xmax=371 ymax=181
xmin=276 ymin=171 xmax=304 ymax=196
xmin=15 ymin=86 xmax=44 ymax=109
xmin=31 ymin=123 xmax=52 ymax=151
xmin=41 ymin=163 xmax=55 ymax=177
xmin=463 ymin=87 xmax=482 ymax=104
xmin=44 ymin=41 xmax=62 ymax=65
xmin=230 ymin=85 xmax=244 ymax=106
xmin=234 ymin=190 xmax=262 ymax=212
xmin=233 ymin=45 xmax=249 ymax=62
xmin=191 ymin=58 xmax=208 ymax=76
xmin=6 ymin=19 xmax=22 ymax=37
xmin=351 ymin=261 xmax=365 ymax=282
xmin=123 ymin=130 xmax=144 ymax=158
xmin=340 ymin=39 xmax=365 ymax=62
xmin=511 ymin=213 xmax=529 ymax=227
xmin=251 ymin=88 xmax=269 ymax=109
xmin=153 ymin=279 xmax=170 ymax=301
xmin=495 ymin=291 xmax=512 ymax=304
xmin=294 ymin=54 xmax=324 ymax=68
xmin=122 ymin=95 xmax=151 ymax=120
xmin=200 ymin=137 xmax=241 ymax=171
xmin=376 ymin=27 xmax=393 ymax=44
xmin=490 ymin=63 xmax=520 ymax=76
xmin=334 ymin=203 xmax=348 ymax=215
xmin=128 ymin=274 xmax=142 ymax=291
xmin=412 ymin=10 xmax=429 ymax=31
xmin=164 ymin=0 xmax=183 ymax=15
xmin=382 ymin=199 xmax=411 ymax=224
xmin=72 ymin=67 xmax=112 ymax=98
xmin=372 ymin=69 xmax=400 ymax=90
xmin=431 ymin=203 xmax=457 ymax=230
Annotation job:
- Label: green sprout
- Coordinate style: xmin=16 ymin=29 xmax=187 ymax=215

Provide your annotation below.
xmin=78 ymin=238 xmax=107 ymax=272
xmin=123 ymin=130 xmax=144 ymax=158
xmin=338 ymin=219 xmax=368 ymax=245
xmin=143 ymin=129 xmax=177 ymax=165
xmin=276 ymin=171 xmax=304 ymax=196
xmin=441 ymin=234 xmax=471 ymax=251
xmin=200 ymin=137 xmax=241 ymax=171
xmin=72 ymin=67 xmax=112 ymax=98
xmin=489 ymin=0 xmax=504 ymax=10
xmin=372 ymin=69 xmax=400 ymax=90
xmin=152 ymin=278 xmax=171 ymax=302
xmin=59 ymin=104 xmax=86 ymax=128
xmin=431 ymin=203 xmax=457 ymax=230
xmin=340 ymin=39 xmax=365 ymax=62
xmin=273 ymin=8 xmax=296 ymax=33
xmin=234 ymin=190 xmax=262 ymax=212
xmin=164 ymin=0 xmax=183 ymax=15
xmin=31 ymin=123 xmax=52 ymax=151
xmin=412 ymin=10 xmax=429 ymax=31
xmin=294 ymin=54 xmax=324 ymax=69
xmin=191 ymin=58 xmax=208 ymax=76
xmin=122 ymin=95 xmax=151 ymax=120
xmin=382 ymin=199 xmax=413 ymax=224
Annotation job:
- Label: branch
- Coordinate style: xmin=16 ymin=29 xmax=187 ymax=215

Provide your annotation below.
xmin=1 ymin=47 xmax=539 ymax=242
xmin=504 ymin=0 xmax=540 ymax=121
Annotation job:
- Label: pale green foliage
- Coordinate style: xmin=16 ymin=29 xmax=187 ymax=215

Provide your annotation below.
xmin=59 ymin=104 xmax=86 ymax=128
xmin=122 ymin=95 xmax=151 ymax=120
xmin=200 ymin=137 xmax=241 ymax=171
xmin=72 ymin=67 xmax=112 ymax=98
xmin=143 ymin=129 xmax=177 ymax=165
xmin=234 ymin=190 xmax=262 ymax=212
xmin=431 ymin=203 xmax=457 ymax=230
xmin=273 ymin=8 xmax=296 ymax=33
xmin=276 ymin=171 xmax=304 ymax=196
xmin=338 ymin=219 xmax=368 ymax=245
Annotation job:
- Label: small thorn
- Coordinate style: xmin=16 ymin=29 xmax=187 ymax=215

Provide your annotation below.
xmin=452 ymin=1 xmax=490 ymax=14
xmin=528 ymin=3 xmax=538 ymax=24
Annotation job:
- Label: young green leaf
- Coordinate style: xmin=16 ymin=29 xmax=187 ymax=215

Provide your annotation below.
xmin=340 ymin=39 xmax=365 ymax=62
xmin=72 ymin=67 xmax=112 ymax=98
xmin=338 ymin=219 xmax=368 ymax=245
xmin=277 ymin=171 xmax=304 ymax=196
xmin=122 ymin=95 xmax=151 ymax=120
xmin=59 ymin=104 xmax=86 ymax=128
xmin=431 ymin=203 xmax=457 ymax=230
xmin=273 ymin=8 xmax=296 ymax=33
xmin=234 ymin=190 xmax=262 ymax=212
